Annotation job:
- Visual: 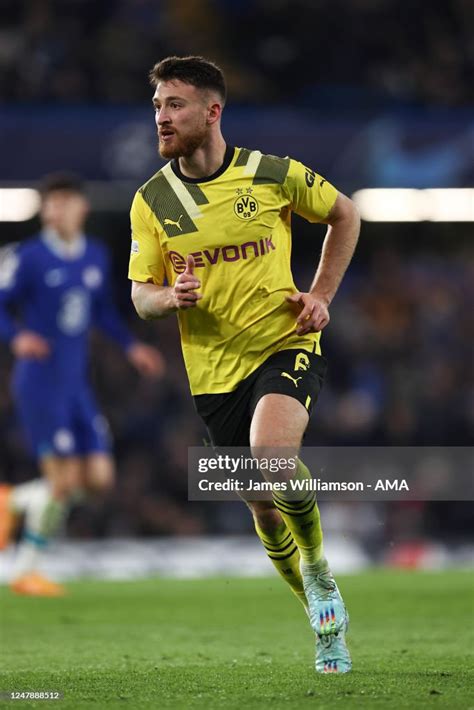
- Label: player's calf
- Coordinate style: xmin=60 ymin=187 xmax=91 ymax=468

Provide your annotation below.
xmin=0 ymin=485 xmax=19 ymax=549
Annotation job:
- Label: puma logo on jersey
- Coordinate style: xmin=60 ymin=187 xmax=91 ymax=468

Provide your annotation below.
xmin=164 ymin=215 xmax=184 ymax=231
xmin=281 ymin=372 xmax=302 ymax=387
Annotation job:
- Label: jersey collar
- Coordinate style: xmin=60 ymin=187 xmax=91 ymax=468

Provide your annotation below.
xmin=42 ymin=229 xmax=86 ymax=261
xmin=170 ymin=145 xmax=235 ymax=184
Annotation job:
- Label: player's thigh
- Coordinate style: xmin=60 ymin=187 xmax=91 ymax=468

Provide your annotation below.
xmin=249 ymin=347 xmax=327 ymax=453
xmin=14 ymin=386 xmax=81 ymax=461
xmin=250 ymin=393 xmax=308 ymax=450
xmin=40 ymin=455 xmax=83 ymax=499
xmin=83 ymin=452 xmax=115 ymax=492
xmin=249 ymin=393 xmax=308 ymax=483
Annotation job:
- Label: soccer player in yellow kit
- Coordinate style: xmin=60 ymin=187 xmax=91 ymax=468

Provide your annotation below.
xmin=129 ymin=56 xmax=360 ymax=673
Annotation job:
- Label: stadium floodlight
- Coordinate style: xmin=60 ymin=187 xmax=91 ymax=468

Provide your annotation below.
xmin=0 ymin=189 xmax=41 ymax=222
xmin=352 ymin=188 xmax=474 ymax=222
xmin=424 ymin=189 xmax=474 ymax=222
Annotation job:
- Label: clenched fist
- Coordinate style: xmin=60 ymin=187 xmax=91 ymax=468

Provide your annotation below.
xmin=172 ymin=255 xmax=202 ymax=310
xmin=11 ymin=331 xmax=51 ymax=359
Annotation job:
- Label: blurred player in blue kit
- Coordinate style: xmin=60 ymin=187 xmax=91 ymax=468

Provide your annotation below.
xmin=0 ymin=173 xmax=165 ymax=596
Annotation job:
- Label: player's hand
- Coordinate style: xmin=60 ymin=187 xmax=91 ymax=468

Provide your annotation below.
xmin=172 ymin=255 xmax=202 ymax=309
xmin=285 ymin=292 xmax=330 ymax=335
xmin=127 ymin=342 xmax=166 ymax=378
xmin=11 ymin=331 xmax=51 ymax=359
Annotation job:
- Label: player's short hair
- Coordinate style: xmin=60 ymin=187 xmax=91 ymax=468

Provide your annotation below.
xmin=149 ymin=56 xmax=226 ymax=105
xmin=39 ymin=172 xmax=85 ymax=197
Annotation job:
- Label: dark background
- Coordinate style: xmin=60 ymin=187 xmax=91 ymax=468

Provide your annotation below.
xmin=0 ymin=0 xmax=472 ymax=553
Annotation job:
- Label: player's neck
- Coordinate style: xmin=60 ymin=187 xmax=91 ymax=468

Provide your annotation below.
xmin=42 ymin=227 xmax=86 ymax=261
xmin=177 ymin=134 xmax=227 ymax=180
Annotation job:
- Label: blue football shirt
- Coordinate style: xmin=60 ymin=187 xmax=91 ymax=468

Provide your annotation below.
xmin=0 ymin=230 xmax=135 ymax=393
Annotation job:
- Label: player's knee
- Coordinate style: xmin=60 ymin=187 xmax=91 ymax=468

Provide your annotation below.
xmin=41 ymin=457 xmax=83 ymax=500
xmin=250 ymin=445 xmax=280 ymax=479
xmin=250 ymin=444 xmax=298 ymax=484
xmin=50 ymin=478 xmax=73 ymax=501
xmin=85 ymin=455 xmax=115 ymax=493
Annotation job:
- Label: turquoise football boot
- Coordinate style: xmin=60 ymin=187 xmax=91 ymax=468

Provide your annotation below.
xmin=301 ymin=560 xmax=352 ymax=673
xmin=314 ymin=615 xmax=351 ymax=673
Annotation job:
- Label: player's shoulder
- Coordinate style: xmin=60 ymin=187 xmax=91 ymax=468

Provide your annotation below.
xmin=10 ymin=234 xmax=45 ymax=261
xmin=233 ymin=147 xmax=292 ymax=186
xmin=0 ymin=235 xmax=42 ymax=287
xmin=135 ymin=165 xmax=168 ymax=199
xmin=130 ymin=167 xmax=169 ymax=222
xmin=236 ymin=147 xmax=290 ymax=166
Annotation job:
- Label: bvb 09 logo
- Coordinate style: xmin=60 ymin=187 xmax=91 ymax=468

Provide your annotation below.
xmin=234 ymin=194 xmax=259 ymax=220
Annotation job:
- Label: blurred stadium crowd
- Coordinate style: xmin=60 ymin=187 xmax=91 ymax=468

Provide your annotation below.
xmin=1 ymin=239 xmax=472 ymax=542
xmin=1 ymin=0 xmax=472 ymax=107
xmin=0 ymin=0 xmax=472 ymax=553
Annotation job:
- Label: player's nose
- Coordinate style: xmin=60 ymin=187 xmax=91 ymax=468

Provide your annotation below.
xmin=157 ymin=109 xmax=171 ymax=125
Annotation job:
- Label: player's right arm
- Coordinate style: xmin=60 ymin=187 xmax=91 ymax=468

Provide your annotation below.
xmin=132 ymin=256 xmax=201 ymax=319
xmin=0 ymin=244 xmax=50 ymax=359
xmin=128 ymin=191 xmax=201 ymax=320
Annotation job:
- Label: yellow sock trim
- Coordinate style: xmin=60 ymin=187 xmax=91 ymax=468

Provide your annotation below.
xmin=272 ymin=460 xmax=324 ymax=565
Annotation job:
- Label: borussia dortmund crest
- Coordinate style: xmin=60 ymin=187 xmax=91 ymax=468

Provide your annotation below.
xmin=234 ymin=193 xmax=259 ymax=220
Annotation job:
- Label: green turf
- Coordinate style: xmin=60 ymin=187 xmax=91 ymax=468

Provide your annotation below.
xmin=0 ymin=570 xmax=473 ymax=709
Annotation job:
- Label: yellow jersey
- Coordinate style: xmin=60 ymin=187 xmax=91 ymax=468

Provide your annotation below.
xmin=128 ymin=146 xmax=338 ymax=395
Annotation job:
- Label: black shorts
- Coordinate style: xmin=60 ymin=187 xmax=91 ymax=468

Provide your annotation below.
xmin=194 ymin=349 xmax=327 ymax=447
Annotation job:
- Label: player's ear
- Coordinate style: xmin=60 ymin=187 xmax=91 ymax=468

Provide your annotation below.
xmin=207 ymin=101 xmax=222 ymax=125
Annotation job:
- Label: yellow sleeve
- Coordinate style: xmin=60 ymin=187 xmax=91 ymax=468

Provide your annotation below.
xmin=128 ymin=190 xmax=165 ymax=285
xmin=284 ymin=159 xmax=338 ymax=223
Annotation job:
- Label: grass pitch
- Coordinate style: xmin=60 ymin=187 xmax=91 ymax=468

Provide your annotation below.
xmin=0 ymin=570 xmax=473 ymax=709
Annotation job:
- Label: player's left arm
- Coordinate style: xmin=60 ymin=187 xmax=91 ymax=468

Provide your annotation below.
xmin=287 ymin=192 xmax=360 ymax=335
xmin=93 ymin=248 xmax=165 ymax=378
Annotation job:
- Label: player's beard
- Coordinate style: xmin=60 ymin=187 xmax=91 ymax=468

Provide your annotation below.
xmin=158 ymin=121 xmax=207 ymax=160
